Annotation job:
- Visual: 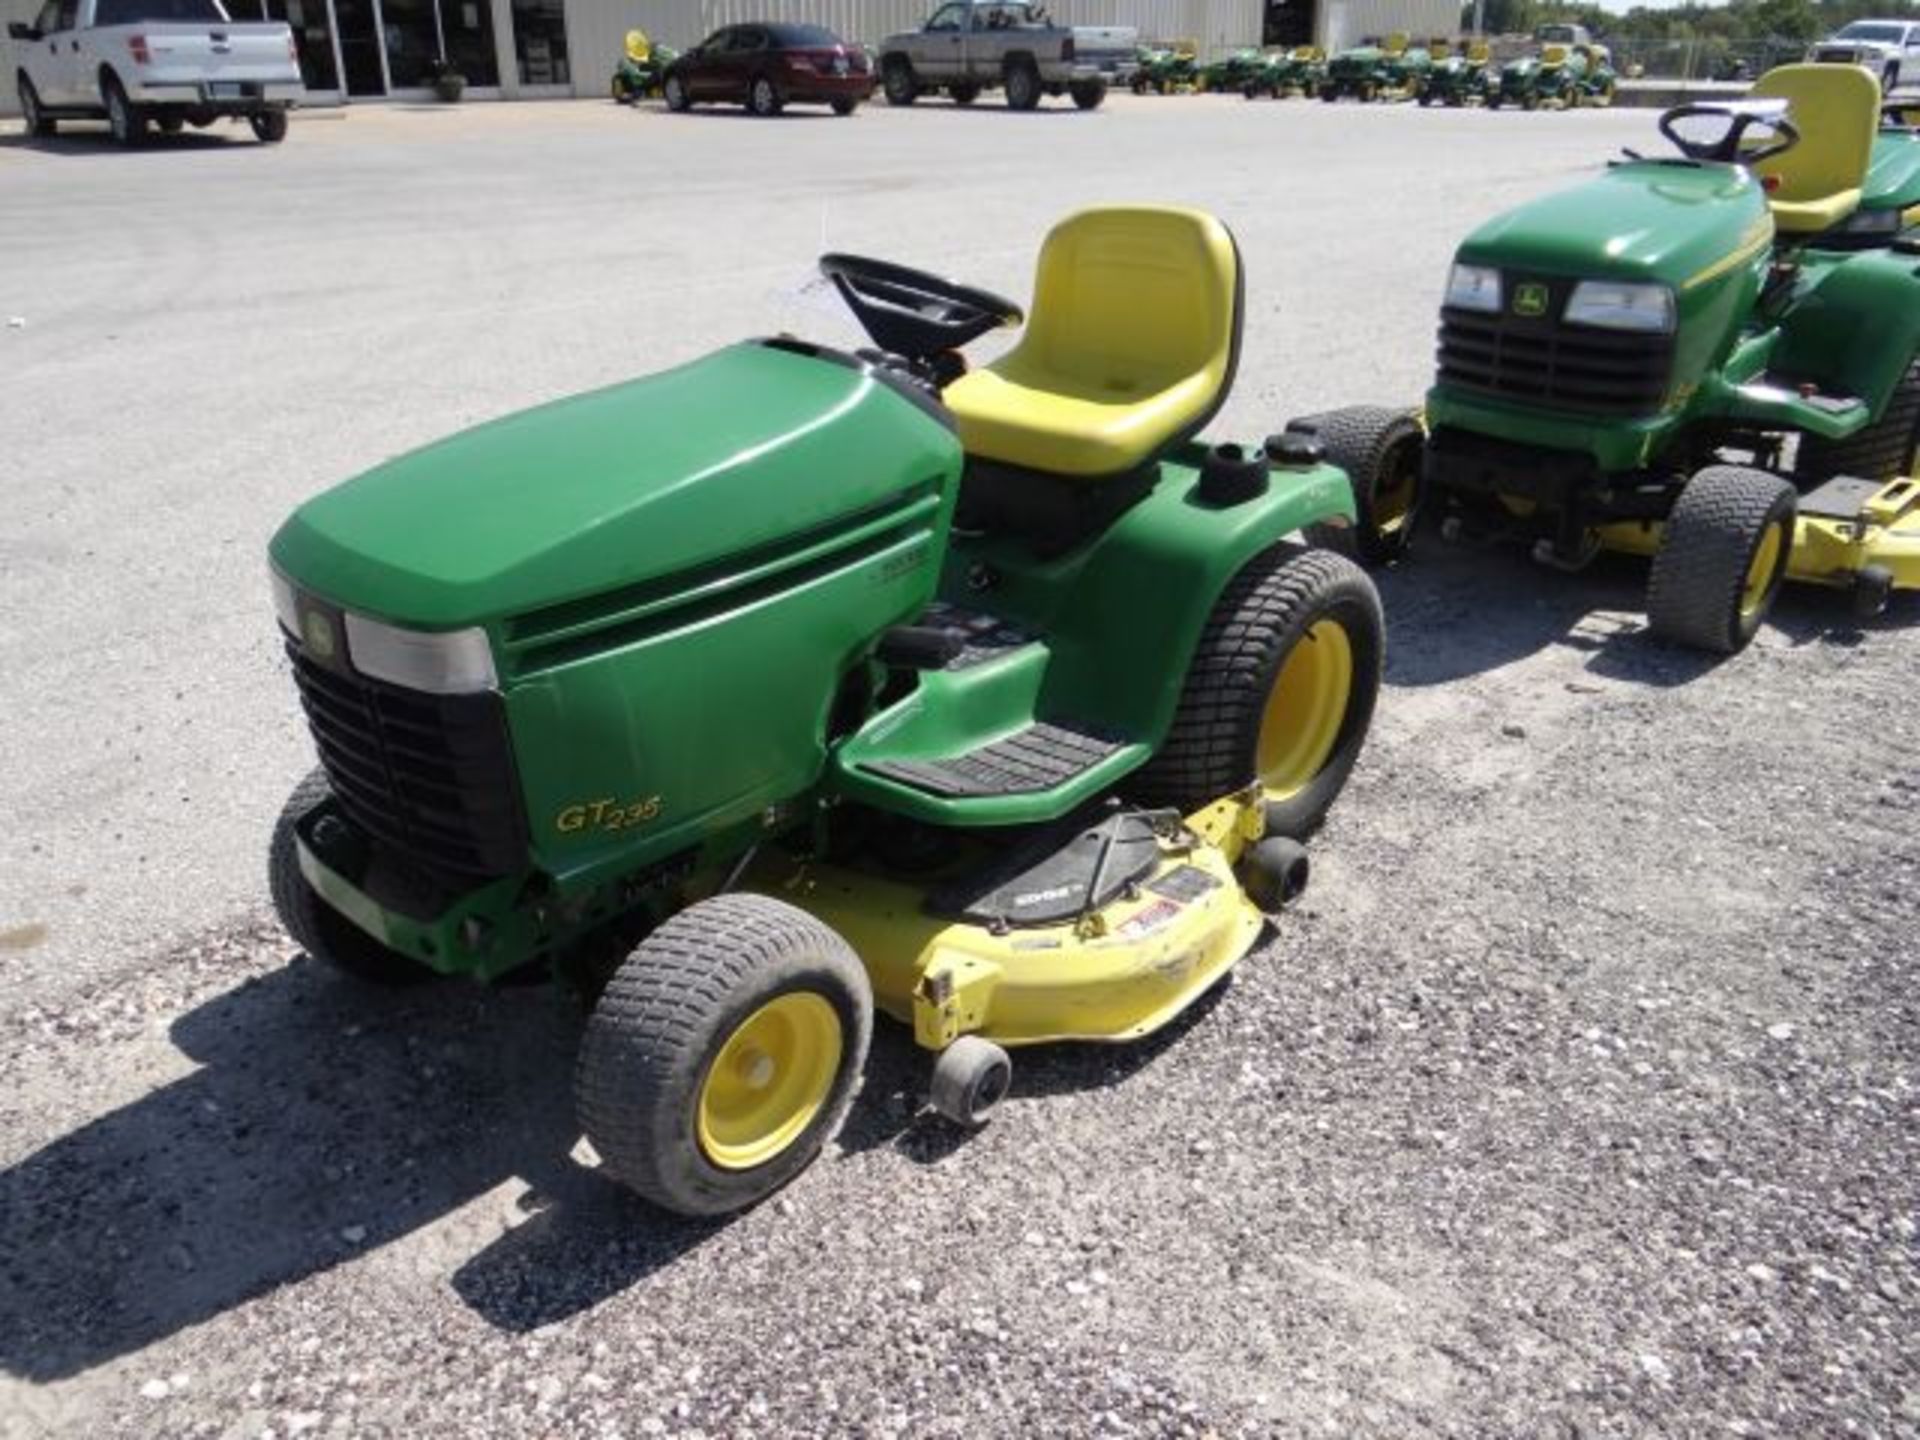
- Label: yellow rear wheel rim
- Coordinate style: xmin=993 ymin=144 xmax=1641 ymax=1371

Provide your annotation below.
xmin=696 ymin=992 xmax=842 ymax=1171
xmin=1256 ymin=620 xmax=1354 ymax=801
xmin=1372 ymin=442 xmax=1419 ymax=536
xmin=1740 ymin=520 xmax=1785 ymax=619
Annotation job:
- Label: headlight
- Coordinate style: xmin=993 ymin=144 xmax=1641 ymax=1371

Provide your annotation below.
xmin=269 ymin=565 xmax=300 ymax=637
xmin=343 ymin=613 xmax=498 ymax=694
xmin=1564 ymin=279 xmax=1675 ymax=333
xmin=1445 ymin=262 xmax=1502 ymax=313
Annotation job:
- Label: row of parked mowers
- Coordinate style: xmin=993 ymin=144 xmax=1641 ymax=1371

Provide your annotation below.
xmin=1135 ymin=32 xmax=1618 ymax=108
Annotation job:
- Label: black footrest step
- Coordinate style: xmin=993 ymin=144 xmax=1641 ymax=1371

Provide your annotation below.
xmin=864 ymin=723 xmax=1123 ymax=799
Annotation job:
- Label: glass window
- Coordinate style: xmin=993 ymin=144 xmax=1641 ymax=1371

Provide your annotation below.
xmin=94 ymin=0 xmax=223 ymax=22
xmin=730 ymin=25 xmax=766 ymax=50
xmin=440 ymin=0 xmax=496 ymax=83
xmin=379 ymin=0 xmax=439 ymax=87
xmin=511 ymin=0 xmax=567 ymax=84
xmin=767 ymin=23 xmax=838 ymax=47
xmin=54 ymin=0 xmax=78 ymax=26
xmin=267 ymin=0 xmax=340 ymax=90
xmin=32 ymin=0 xmax=62 ymax=31
xmin=925 ymin=4 xmax=967 ymax=32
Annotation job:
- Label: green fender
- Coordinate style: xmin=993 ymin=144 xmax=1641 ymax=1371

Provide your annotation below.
xmin=1774 ymin=248 xmax=1920 ymax=418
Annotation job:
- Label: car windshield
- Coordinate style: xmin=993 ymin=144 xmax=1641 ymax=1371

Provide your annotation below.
xmin=1836 ymin=22 xmax=1906 ymax=41
xmin=768 ymin=23 xmax=839 ymax=46
xmin=94 ymin=0 xmax=224 ymax=21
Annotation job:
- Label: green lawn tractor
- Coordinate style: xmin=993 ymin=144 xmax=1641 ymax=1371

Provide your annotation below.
xmin=610 ymin=29 xmax=676 ymax=104
xmin=1411 ymin=68 xmax=1920 ymax=652
xmin=1421 ymin=38 xmax=1492 ymax=107
xmin=1834 ymin=94 xmax=1920 ymax=246
xmin=1493 ymin=40 xmax=1616 ymax=110
xmin=266 ymin=206 xmax=1399 ymax=1216
xmin=1321 ymin=31 xmax=1413 ymax=103
xmin=1242 ymin=45 xmax=1323 ymax=99
xmin=1198 ymin=48 xmax=1266 ymax=93
xmin=1380 ymin=35 xmax=1435 ymax=100
xmin=1132 ymin=43 xmax=1198 ymax=93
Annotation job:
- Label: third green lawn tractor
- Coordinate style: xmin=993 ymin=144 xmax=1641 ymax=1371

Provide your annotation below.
xmin=1420 ymin=38 xmax=1492 ymax=107
xmin=1132 ymin=43 xmax=1198 ymax=94
xmin=1197 ymin=47 xmax=1265 ymax=93
xmin=1321 ymin=32 xmax=1412 ymax=103
xmin=1242 ymin=46 xmax=1323 ymax=99
xmin=1411 ymin=66 xmax=1920 ymax=652
xmin=610 ymin=29 xmax=676 ymax=104
xmin=266 ymin=206 xmax=1396 ymax=1217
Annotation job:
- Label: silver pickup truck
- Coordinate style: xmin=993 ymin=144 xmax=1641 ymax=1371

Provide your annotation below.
xmin=878 ymin=0 xmax=1137 ymax=110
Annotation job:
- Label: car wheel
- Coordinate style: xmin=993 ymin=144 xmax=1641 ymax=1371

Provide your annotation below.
xmin=17 ymin=73 xmax=56 ymax=137
xmin=249 ymin=109 xmax=288 ymax=143
xmin=663 ymin=72 xmax=691 ymax=111
xmin=1004 ymin=59 xmax=1041 ymax=110
xmin=749 ymin=75 xmax=783 ymax=116
xmin=882 ymin=56 xmax=918 ymax=105
xmin=103 ymin=73 xmax=148 ymax=147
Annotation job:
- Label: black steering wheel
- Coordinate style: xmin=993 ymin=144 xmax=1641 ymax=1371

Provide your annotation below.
xmin=1658 ymin=101 xmax=1799 ymax=166
xmin=818 ymin=253 xmax=1023 ymax=364
xmin=1883 ymin=97 xmax=1920 ymax=131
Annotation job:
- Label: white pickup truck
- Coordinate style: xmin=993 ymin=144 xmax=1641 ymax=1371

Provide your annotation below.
xmin=878 ymin=1 xmax=1137 ymax=110
xmin=10 ymin=0 xmax=303 ymax=146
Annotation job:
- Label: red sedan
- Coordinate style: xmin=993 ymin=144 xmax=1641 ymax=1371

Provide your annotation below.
xmin=662 ymin=23 xmax=874 ymax=116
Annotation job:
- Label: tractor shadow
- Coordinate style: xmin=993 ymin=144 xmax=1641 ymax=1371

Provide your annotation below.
xmin=1375 ymin=531 xmax=1908 ymax=689
xmin=0 ymin=129 xmax=248 ymax=154
xmin=0 ymin=941 xmax=711 ymax=1381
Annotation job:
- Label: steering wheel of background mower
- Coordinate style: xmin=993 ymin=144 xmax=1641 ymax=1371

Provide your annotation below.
xmin=1658 ymin=102 xmax=1798 ymax=166
xmin=818 ymin=254 xmax=1023 ymax=364
xmin=1884 ymin=98 xmax=1920 ymax=131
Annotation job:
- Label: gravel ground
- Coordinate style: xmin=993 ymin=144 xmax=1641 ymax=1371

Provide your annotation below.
xmin=1 ymin=95 xmax=1917 ymax=1439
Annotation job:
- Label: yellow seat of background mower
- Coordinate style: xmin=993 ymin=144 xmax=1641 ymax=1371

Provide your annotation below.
xmin=1751 ymin=64 xmax=1878 ymax=234
xmin=943 ymin=206 xmax=1241 ymax=479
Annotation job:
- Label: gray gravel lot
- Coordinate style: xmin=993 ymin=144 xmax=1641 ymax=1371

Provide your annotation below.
xmin=1 ymin=94 xmax=1917 ymax=1438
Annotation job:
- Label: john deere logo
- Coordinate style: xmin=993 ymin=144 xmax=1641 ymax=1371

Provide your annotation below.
xmin=302 ymin=611 xmax=337 ymax=659
xmin=1512 ymin=283 xmax=1550 ymax=318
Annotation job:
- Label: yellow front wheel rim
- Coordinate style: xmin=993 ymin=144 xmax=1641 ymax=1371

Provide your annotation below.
xmin=1256 ymin=620 xmax=1354 ymax=801
xmin=697 ymin=992 xmax=842 ymax=1171
xmin=1372 ymin=443 xmax=1420 ymax=536
xmin=1740 ymin=520 xmax=1785 ymax=619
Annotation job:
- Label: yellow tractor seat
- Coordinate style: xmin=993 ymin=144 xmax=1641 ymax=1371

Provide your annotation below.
xmin=943 ymin=206 xmax=1242 ymax=479
xmin=1467 ymin=40 xmax=1490 ymax=63
xmin=624 ymin=28 xmax=651 ymax=63
xmin=1383 ymin=30 xmax=1409 ymax=55
xmin=1540 ymin=43 xmax=1568 ymax=66
xmin=1751 ymin=64 xmax=1879 ymax=234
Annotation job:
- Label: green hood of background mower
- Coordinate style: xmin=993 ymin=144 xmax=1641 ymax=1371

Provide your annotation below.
xmin=271 ymin=342 xmax=962 ymax=631
xmin=1455 ymin=160 xmax=1770 ymax=286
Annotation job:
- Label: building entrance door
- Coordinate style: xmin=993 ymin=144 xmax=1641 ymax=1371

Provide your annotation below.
xmin=333 ymin=0 xmax=388 ymax=95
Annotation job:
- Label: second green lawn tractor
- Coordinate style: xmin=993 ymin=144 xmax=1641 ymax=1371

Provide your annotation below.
xmin=610 ymin=29 xmax=676 ymax=103
xmin=1132 ymin=43 xmax=1198 ymax=93
xmin=1412 ymin=67 xmax=1920 ymax=651
xmin=1321 ymin=32 xmax=1421 ymax=103
xmin=1197 ymin=47 xmax=1265 ymax=93
xmin=1421 ymin=39 xmax=1492 ymax=107
xmin=1242 ymin=46 xmax=1323 ymax=99
xmin=266 ymin=206 xmax=1395 ymax=1216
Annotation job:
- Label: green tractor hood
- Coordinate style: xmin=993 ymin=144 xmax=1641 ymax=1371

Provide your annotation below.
xmin=1456 ymin=160 xmax=1771 ymax=287
xmin=270 ymin=342 xmax=962 ymax=631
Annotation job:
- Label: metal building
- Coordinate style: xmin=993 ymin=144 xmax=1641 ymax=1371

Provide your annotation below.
xmin=4 ymin=0 xmax=1460 ymax=112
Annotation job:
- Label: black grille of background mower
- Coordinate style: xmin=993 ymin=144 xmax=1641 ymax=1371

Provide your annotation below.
xmin=1437 ymin=286 xmax=1673 ymax=417
xmin=287 ymin=646 xmax=526 ymax=879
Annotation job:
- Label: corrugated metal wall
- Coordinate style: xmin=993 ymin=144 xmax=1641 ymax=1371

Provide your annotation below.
xmin=1313 ymin=0 xmax=1459 ymax=54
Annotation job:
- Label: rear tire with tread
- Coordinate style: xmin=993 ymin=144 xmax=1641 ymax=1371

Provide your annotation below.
xmin=104 ymin=72 xmax=147 ymax=147
xmin=1796 ymin=360 xmax=1920 ymax=483
xmin=882 ymin=56 xmax=918 ymax=105
xmin=576 ymin=894 xmax=872 ymax=1217
xmin=1646 ymin=465 xmax=1796 ymax=654
xmin=1004 ymin=59 xmax=1040 ymax=110
xmin=1291 ymin=405 xmax=1427 ymax=565
xmin=249 ymin=109 xmax=288 ymax=142
xmin=1069 ymin=78 xmax=1105 ymax=109
xmin=663 ymin=73 xmax=691 ymax=110
xmin=18 ymin=73 xmax=55 ymax=136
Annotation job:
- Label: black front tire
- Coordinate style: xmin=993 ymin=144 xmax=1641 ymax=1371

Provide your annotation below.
xmin=1796 ymin=359 xmax=1920 ymax=483
xmin=882 ymin=57 xmax=918 ymax=105
xmin=663 ymin=73 xmax=691 ymax=111
xmin=249 ymin=109 xmax=288 ymax=143
xmin=104 ymin=73 xmax=148 ymax=147
xmin=831 ymin=96 xmax=858 ymax=115
xmin=1131 ymin=547 xmax=1384 ymax=838
xmin=1004 ymin=60 xmax=1041 ymax=110
xmin=1069 ymin=78 xmax=1106 ymax=109
xmin=576 ymin=894 xmax=873 ymax=1217
xmin=1646 ymin=465 xmax=1797 ymax=654
xmin=269 ymin=770 xmax=429 ymax=986
xmin=748 ymin=76 xmax=783 ymax=116
xmin=19 ymin=74 xmax=56 ymax=136
xmin=1290 ymin=406 xmax=1427 ymax=566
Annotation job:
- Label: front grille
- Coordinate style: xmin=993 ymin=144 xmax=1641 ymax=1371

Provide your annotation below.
xmin=288 ymin=646 xmax=525 ymax=879
xmin=1437 ymin=280 xmax=1673 ymax=417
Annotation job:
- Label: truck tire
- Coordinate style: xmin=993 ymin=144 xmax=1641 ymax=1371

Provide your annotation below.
xmin=103 ymin=72 xmax=148 ymax=147
xmin=269 ymin=769 xmax=428 ymax=986
xmin=17 ymin=73 xmax=55 ymax=137
xmin=1131 ymin=547 xmax=1384 ymax=839
xmin=1069 ymin=78 xmax=1106 ymax=109
xmin=576 ymin=894 xmax=873 ymax=1217
xmin=1004 ymin=58 xmax=1041 ymax=110
xmin=1646 ymin=465 xmax=1796 ymax=654
xmin=1796 ymin=360 xmax=1920 ymax=483
xmin=882 ymin=56 xmax=918 ymax=105
xmin=1289 ymin=405 xmax=1427 ymax=566
xmin=250 ymin=109 xmax=289 ymax=143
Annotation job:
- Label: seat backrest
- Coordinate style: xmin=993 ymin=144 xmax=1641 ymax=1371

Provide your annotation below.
xmin=1384 ymin=30 xmax=1409 ymax=54
xmin=1541 ymin=43 xmax=1567 ymax=65
xmin=1750 ymin=64 xmax=1879 ymax=207
xmin=1467 ymin=40 xmax=1490 ymax=62
xmin=1429 ymin=38 xmax=1451 ymax=59
xmin=1022 ymin=207 xmax=1240 ymax=406
xmin=1291 ymin=45 xmax=1319 ymax=60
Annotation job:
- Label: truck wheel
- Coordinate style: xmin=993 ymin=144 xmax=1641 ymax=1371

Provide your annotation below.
xmin=249 ymin=109 xmax=288 ymax=143
xmin=1289 ymin=405 xmax=1427 ymax=566
xmin=748 ymin=75 xmax=784 ymax=116
xmin=663 ymin=73 xmax=691 ymax=110
xmin=1132 ymin=547 xmax=1384 ymax=838
xmin=1069 ymin=78 xmax=1106 ymax=109
xmin=17 ymin=74 xmax=56 ymax=137
xmin=1796 ymin=360 xmax=1920 ymax=482
xmin=1004 ymin=59 xmax=1041 ymax=110
xmin=950 ymin=80 xmax=979 ymax=104
xmin=882 ymin=56 xmax=918 ymax=105
xmin=1884 ymin=61 xmax=1900 ymax=93
xmin=576 ymin=893 xmax=873 ymax=1217
xmin=103 ymin=73 xmax=148 ymax=147
xmin=1646 ymin=465 xmax=1797 ymax=654
xmin=269 ymin=769 xmax=428 ymax=986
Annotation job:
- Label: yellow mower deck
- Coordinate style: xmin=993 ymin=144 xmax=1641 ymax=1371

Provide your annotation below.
xmin=1595 ymin=473 xmax=1920 ymax=595
xmin=746 ymin=795 xmax=1269 ymax=1051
